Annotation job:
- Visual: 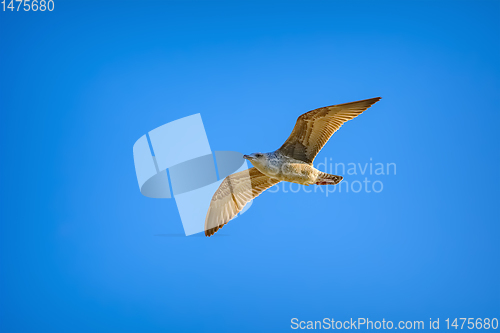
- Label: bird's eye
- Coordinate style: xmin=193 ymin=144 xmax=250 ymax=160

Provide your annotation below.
xmin=255 ymin=153 xmax=262 ymax=157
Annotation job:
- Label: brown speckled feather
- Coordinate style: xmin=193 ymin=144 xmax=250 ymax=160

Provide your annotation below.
xmin=204 ymin=167 xmax=281 ymax=237
xmin=278 ymin=97 xmax=381 ymax=164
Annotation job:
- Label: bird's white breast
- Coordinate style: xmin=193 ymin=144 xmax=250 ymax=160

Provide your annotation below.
xmin=255 ymin=155 xmax=319 ymax=185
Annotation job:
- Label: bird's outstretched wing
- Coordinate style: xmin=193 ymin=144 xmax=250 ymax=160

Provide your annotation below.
xmin=278 ymin=97 xmax=381 ymax=164
xmin=205 ymin=167 xmax=280 ymax=237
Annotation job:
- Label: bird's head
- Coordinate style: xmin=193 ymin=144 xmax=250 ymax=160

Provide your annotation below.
xmin=243 ymin=152 xmax=267 ymax=166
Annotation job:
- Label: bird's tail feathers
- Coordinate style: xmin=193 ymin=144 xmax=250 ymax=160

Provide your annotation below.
xmin=315 ymin=173 xmax=343 ymax=185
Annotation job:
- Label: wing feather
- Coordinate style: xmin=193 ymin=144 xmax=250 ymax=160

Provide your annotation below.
xmin=204 ymin=167 xmax=280 ymax=237
xmin=278 ymin=97 xmax=381 ymax=163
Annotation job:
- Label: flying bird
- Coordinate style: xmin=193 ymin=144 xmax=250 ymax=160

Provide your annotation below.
xmin=204 ymin=97 xmax=381 ymax=236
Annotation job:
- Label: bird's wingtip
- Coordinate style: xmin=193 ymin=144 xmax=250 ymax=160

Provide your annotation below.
xmin=365 ymin=96 xmax=382 ymax=105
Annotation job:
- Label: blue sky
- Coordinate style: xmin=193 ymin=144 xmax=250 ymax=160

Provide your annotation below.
xmin=1 ymin=1 xmax=499 ymax=332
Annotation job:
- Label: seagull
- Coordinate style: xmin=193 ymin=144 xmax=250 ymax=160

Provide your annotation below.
xmin=204 ymin=97 xmax=381 ymax=236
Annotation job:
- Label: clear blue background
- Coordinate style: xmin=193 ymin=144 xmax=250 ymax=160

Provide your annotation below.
xmin=1 ymin=1 xmax=499 ymax=332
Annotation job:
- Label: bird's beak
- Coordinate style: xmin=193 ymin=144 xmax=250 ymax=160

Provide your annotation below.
xmin=243 ymin=155 xmax=250 ymax=160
